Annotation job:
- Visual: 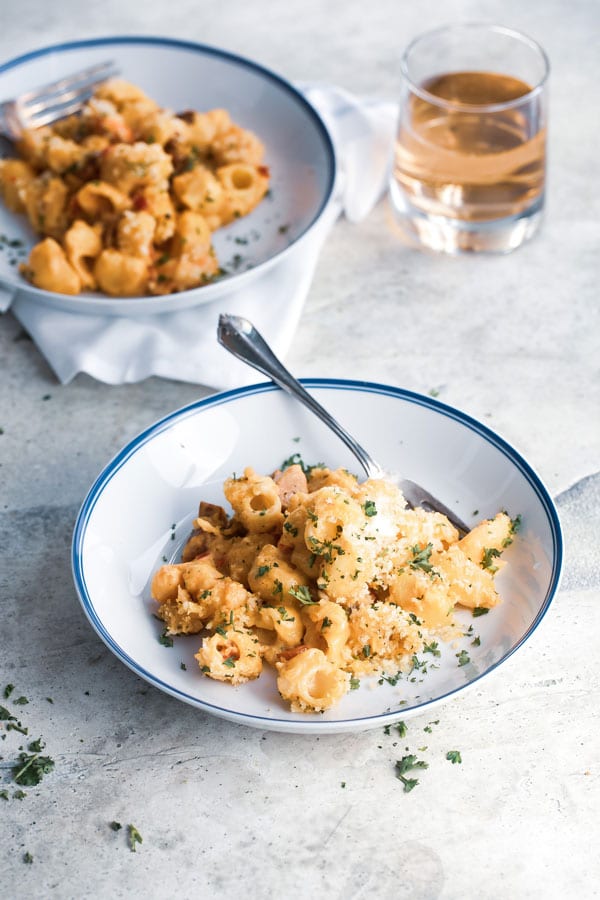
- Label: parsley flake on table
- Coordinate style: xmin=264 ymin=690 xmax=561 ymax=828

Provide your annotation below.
xmin=23 ymin=852 xmax=33 ymax=864
xmin=128 ymin=824 xmax=143 ymax=852
xmin=446 ymin=750 xmax=462 ymax=764
xmin=395 ymin=756 xmax=429 ymax=792
xmin=110 ymin=821 xmax=122 ymax=831
xmin=397 ymin=775 xmax=419 ymax=793
xmin=396 ymin=754 xmax=429 ymax=775
xmin=12 ymin=751 xmax=55 ymax=786
xmin=3 ymin=684 xmax=14 ymax=699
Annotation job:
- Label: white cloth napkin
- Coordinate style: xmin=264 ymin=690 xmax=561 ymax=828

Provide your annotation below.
xmin=2 ymin=86 xmax=398 ymax=388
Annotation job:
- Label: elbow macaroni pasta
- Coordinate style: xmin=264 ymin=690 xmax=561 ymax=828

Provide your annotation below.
xmin=0 ymin=79 xmax=270 ymax=297
xmin=150 ymin=464 xmax=519 ymax=713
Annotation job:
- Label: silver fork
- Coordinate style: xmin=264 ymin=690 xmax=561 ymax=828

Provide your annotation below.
xmin=0 ymin=60 xmax=119 ymax=140
xmin=217 ymin=314 xmax=471 ymax=534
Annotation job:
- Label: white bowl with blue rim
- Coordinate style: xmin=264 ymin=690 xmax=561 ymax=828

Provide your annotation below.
xmin=72 ymin=381 xmax=563 ymax=734
xmin=0 ymin=36 xmax=336 ymax=315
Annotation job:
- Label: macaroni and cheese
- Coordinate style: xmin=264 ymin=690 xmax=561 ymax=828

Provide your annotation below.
xmin=151 ymin=463 xmax=519 ymax=713
xmin=0 ymin=79 xmax=270 ymax=296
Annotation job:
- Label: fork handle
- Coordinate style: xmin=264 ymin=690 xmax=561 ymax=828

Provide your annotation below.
xmin=217 ymin=314 xmax=383 ymax=479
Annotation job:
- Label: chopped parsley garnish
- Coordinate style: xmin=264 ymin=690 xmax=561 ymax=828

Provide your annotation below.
xmin=0 ymin=789 xmax=9 ymax=800
xmin=280 ymin=453 xmax=324 ymax=476
xmin=363 ymin=500 xmax=377 ymax=517
xmin=14 ymin=696 xmax=28 ymax=706
xmin=128 ymin=824 xmax=143 ymax=852
xmin=349 ymin=676 xmax=360 ymax=691
xmin=271 ymin=579 xmax=283 ymax=595
xmin=223 ymin=658 xmax=236 ymax=668
xmin=397 ymin=776 xmax=419 ymax=793
xmin=110 ymin=821 xmax=122 ymax=831
xmin=12 ymin=751 xmax=55 ymax=786
xmin=362 ymin=644 xmax=371 ymax=658
xmin=481 ymin=547 xmax=501 ymax=573
xmin=396 ymin=754 xmax=429 ymax=774
xmin=277 ymin=607 xmax=295 ymax=622
xmin=472 ymin=607 xmax=489 ymax=617
xmin=288 ymin=584 xmax=317 ymax=605
xmin=257 ymin=565 xmax=271 ymax=577
xmin=456 ymin=650 xmax=470 ymax=667
xmin=3 ymin=684 xmax=14 ymax=699
xmin=158 ymin=630 xmax=173 ymax=648
xmin=395 ymin=755 xmax=428 ymax=793
xmin=446 ymin=750 xmax=462 ymax=764
xmin=283 ymin=521 xmax=298 ymax=537
xmin=423 ymin=641 xmax=441 ymax=657
xmin=502 ymin=513 xmax=522 ymax=547
xmin=307 ymin=535 xmax=345 ymax=563
xmin=23 ymin=852 xmax=33 ymax=864
xmin=409 ymin=543 xmax=434 ymax=574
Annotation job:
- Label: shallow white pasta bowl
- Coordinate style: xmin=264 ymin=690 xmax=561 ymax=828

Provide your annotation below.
xmin=0 ymin=36 xmax=335 ymax=315
xmin=72 ymin=380 xmax=563 ymax=735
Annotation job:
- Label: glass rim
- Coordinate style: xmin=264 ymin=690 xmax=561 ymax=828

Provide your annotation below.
xmin=400 ymin=23 xmax=550 ymax=113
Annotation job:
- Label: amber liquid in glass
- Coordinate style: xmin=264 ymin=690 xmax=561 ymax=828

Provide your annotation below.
xmin=393 ymin=71 xmax=546 ymax=222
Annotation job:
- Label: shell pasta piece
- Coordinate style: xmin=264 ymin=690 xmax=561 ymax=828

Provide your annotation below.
xmin=25 ymin=238 xmax=80 ymax=294
xmin=276 ymin=648 xmax=349 ymax=712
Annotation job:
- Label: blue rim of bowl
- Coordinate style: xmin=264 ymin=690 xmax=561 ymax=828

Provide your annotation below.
xmin=72 ymin=379 xmax=563 ymax=729
xmin=0 ymin=35 xmax=337 ymax=306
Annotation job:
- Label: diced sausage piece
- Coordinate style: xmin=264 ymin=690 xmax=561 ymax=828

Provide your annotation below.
xmin=273 ymin=464 xmax=307 ymax=507
xmin=198 ymin=501 xmax=229 ymax=529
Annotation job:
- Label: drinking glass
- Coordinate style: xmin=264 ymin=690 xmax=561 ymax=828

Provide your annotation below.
xmin=389 ymin=24 xmax=549 ymax=253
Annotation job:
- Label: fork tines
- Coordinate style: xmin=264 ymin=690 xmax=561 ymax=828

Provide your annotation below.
xmin=18 ymin=60 xmax=119 ymax=127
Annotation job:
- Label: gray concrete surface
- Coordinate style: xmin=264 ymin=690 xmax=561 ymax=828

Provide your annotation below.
xmin=1 ymin=1 xmax=599 ymax=898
